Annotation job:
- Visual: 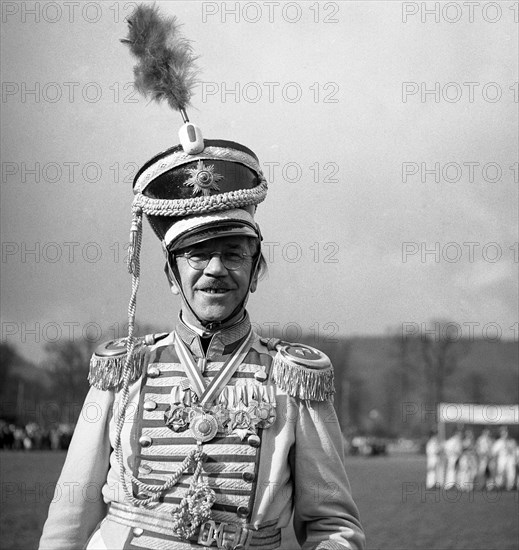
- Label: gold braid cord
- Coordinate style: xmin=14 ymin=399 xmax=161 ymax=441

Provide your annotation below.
xmin=133 ymin=178 xmax=268 ymax=217
xmin=134 ymin=146 xmax=264 ymax=193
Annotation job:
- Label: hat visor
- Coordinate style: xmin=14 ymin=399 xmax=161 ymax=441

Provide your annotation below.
xmin=165 ymin=209 xmax=260 ymax=251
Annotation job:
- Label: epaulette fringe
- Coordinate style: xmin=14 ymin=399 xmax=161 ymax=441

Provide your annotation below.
xmin=88 ymin=349 xmax=146 ymax=391
xmin=273 ymin=355 xmax=335 ymax=401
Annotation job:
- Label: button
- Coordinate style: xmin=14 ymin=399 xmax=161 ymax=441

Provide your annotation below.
xmin=132 ymin=527 xmax=143 ymax=537
xmin=147 ymin=366 xmax=160 ymax=378
xmin=254 ymin=367 xmax=267 ymax=382
xmin=242 ymin=472 xmax=255 ymax=482
xmin=143 ymin=400 xmax=157 ymax=411
xmin=138 ymin=464 xmax=153 ymax=475
xmin=139 ymin=435 xmax=152 ymax=447
xmin=247 ymin=434 xmax=261 ymax=447
xmin=237 ymin=506 xmax=249 ymax=518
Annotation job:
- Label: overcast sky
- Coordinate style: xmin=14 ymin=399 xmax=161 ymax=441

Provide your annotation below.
xmin=1 ymin=1 xmax=517 ymax=363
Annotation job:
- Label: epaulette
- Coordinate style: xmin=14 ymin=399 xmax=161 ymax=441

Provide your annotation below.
xmin=261 ymin=338 xmax=335 ymax=401
xmin=88 ymin=333 xmax=169 ymax=390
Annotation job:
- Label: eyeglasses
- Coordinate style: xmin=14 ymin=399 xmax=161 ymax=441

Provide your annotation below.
xmin=175 ymin=251 xmax=253 ymax=271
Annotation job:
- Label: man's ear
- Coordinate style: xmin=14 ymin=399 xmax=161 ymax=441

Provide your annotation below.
xmin=170 ymin=280 xmax=181 ymax=295
xmin=164 ymin=261 xmax=181 ymax=295
xmin=250 ymin=269 xmax=259 ymax=294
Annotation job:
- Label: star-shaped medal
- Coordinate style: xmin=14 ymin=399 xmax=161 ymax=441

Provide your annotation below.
xmin=184 ymin=160 xmax=224 ymax=196
xmin=228 ymin=408 xmax=255 ymax=440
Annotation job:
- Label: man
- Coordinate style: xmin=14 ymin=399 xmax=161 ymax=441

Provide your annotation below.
xmin=39 ymin=135 xmax=365 ymax=550
xmin=492 ymin=427 xmax=518 ymax=491
xmin=457 ymin=429 xmax=477 ymax=491
xmin=443 ymin=430 xmax=463 ymax=489
xmin=475 ymin=428 xmax=493 ymax=489
xmin=425 ymin=430 xmax=444 ymax=489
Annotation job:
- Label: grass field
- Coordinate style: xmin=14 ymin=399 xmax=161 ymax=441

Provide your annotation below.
xmin=1 ymin=451 xmax=517 ymax=549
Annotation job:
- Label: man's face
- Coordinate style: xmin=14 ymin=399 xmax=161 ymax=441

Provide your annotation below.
xmin=171 ymin=235 xmax=258 ymax=326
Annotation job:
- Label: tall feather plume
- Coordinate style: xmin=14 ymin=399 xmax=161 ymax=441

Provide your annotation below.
xmin=121 ymin=4 xmax=198 ymax=114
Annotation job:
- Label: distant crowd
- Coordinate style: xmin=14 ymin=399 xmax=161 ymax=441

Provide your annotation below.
xmin=0 ymin=420 xmax=74 ymax=451
xmin=426 ymin=427 xmax=518 ymax=491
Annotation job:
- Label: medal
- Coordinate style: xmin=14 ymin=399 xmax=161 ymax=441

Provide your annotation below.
xmin=252 ymin=401 xmax=277 ymax=429
xmin=164 ymin=405 xmax=190 ymax=432
xmin=167 ymin=331 xmax=277 ymax=443
xmin=190 ymin=412 xmax=219 ymax=443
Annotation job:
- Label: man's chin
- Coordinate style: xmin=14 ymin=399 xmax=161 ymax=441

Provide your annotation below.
xmin=195 ymin=305 xmax=237 ymax=324
xmin=193 ymin=294 xmax=243 ymax=320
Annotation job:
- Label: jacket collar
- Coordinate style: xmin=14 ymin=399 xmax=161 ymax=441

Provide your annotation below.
xmin=175 ymin=311 xmax=251 ymax=360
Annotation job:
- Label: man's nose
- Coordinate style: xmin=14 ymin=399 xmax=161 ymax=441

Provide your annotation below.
xmin=203 ymin=254 xmax=228 ymax=275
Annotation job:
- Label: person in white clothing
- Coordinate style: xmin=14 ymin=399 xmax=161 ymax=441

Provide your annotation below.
xmin=443 ymin=430 xmax=463 ymax=489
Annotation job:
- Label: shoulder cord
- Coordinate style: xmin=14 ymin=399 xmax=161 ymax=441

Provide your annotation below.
xmin=114 ymin=206 xmax=201 ymax=506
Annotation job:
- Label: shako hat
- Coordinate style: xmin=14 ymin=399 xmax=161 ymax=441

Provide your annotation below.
xmin=133 ymin=138 xmax=266 ymax=252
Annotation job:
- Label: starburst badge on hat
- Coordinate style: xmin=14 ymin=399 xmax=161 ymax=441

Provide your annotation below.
xmin=184 ymin=160 xmax=224 ymax=196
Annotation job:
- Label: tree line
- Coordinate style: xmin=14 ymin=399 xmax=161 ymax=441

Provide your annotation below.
xmin=1 ymin=320 xmax=515 ymax=439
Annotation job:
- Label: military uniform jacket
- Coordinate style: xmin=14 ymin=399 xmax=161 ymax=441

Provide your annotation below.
xmin=39 ymin=315 xmax=365 ymax=550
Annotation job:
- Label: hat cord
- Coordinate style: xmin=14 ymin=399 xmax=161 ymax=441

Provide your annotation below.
xmin=113 ymin=207 xmax=201 ymax=506
xmin=133 ymin=177 xmax=268 ymax=217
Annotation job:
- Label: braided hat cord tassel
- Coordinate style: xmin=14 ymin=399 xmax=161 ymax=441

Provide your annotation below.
xmin=113 ymin=210 xmax=199 ymax=506
xmin=171 ymin=450 xmax=216 ymax=539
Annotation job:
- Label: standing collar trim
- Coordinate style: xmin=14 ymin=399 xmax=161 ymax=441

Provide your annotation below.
xmin=175 ymin=312 xmax=252 ymax=359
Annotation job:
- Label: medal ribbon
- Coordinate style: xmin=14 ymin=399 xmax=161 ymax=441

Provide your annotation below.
xmin=174 ymin=329 xmax=254 ymax=406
